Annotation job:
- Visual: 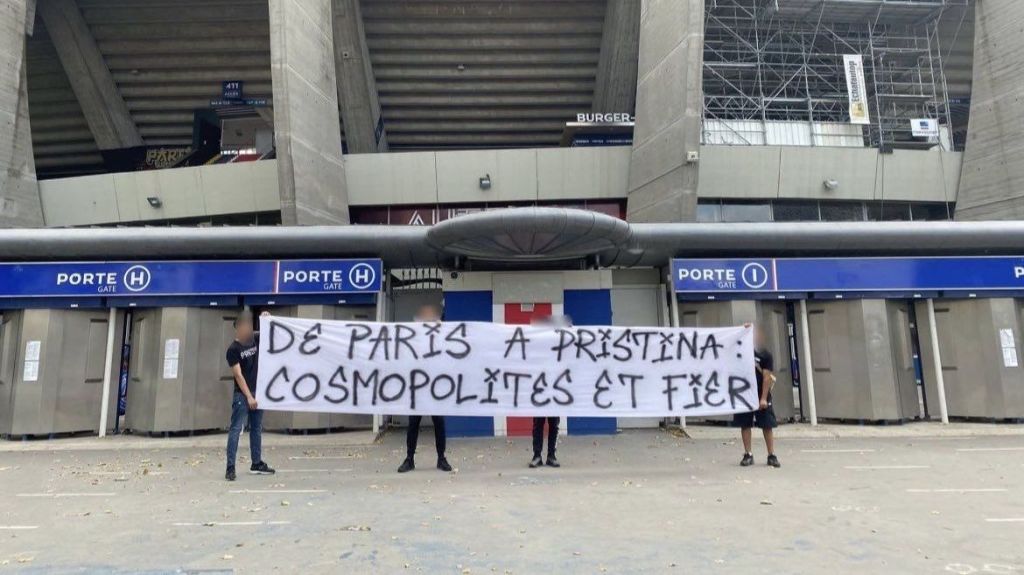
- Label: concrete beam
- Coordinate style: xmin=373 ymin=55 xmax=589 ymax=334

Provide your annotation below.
xmin=592 ymin=0 xmax=640 ymax=114
xmin=37 ymin=0 xmax=142 ymax=150
xmin=332 ymin=0 xmax=386 ymax=153
xmin=626 ymin=0 xmax=704 ymax=223
xmin=1 ymin=0 xmax=45 ymax=227
xmin=269 ymin=0 xmax=350 ymax=225
xmin=955 ymin=0 xmax=1024 ymax=221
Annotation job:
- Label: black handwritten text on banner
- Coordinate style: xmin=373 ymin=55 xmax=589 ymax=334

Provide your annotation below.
xmin=256 ymin=317 xmax=758 ymax=418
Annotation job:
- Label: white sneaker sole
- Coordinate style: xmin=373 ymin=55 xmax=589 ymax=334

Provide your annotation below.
xmin=248 ymin=470 xmax=275 ymax=475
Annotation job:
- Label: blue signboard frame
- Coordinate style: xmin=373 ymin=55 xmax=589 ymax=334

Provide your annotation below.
xmin=0 ymin=259 xmax=383 ymax=299
xmin=672 ymin=256 xmax=1024 ymax=296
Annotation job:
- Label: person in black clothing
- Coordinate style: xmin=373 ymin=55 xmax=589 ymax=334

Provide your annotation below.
xmin=398 ymin=304 xmax=453 ymax=473
xmin=733 ymin=325 xmax=780 ymax=468
xmin=225 ymin=310 xmax=276 ymax=481
xmin=528 ymin=314 xmax=568 ymax=469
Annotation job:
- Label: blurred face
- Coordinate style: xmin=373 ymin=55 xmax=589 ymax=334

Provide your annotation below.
xmin=414 ymin=304 xmax=441 ymax=322
xmin=754 ymin=326 xmax=766 ymax=348
xmin=235 ymin=318 xmax=254 ymax=340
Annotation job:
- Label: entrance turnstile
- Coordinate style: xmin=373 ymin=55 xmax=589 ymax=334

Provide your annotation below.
xmin=123 ymin=307 xmax=239 ymax=434
xmin=795 ymin=299 xmax=922 ymax=423
xmin=0 ymin=309 xmax=120 ymax=437
xmin=916 ymin=298 xmax=1024 ymax=420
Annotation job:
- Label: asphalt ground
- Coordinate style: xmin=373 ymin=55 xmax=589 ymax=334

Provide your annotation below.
xmin=0 ymin=426 xmax=1022 ymax=574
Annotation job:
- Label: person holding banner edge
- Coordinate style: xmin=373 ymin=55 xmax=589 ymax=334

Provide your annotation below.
xmin=528 ymin=314 xmax=571 ymax=469
xmin=398 ymin=304 xmax=454 ymax=474
xmin=733 ymin=325 xmax=780 ymax=468
xmin=225 ymin=309 xmax=276 ymax=481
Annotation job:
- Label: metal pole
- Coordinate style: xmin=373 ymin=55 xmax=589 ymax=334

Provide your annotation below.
xmin=667 ymin=274 xmax=685 ymax=429
xmin=798 ymin=299 xmax=818 ymax=426
xmin=926 ymin=298 xmax=949 ymax=424
xmin=371 ymin=276 xmax=388 ymax=435
xmin=98 ymin=307 xmax=117 ymax=438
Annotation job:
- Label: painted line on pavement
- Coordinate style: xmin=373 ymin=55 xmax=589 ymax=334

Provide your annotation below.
xmin=802 ymin=449 xmax=877 ymax=453
xmin=16 ymin=492 xmax=116 ymax=498
xmin=171 ymin=521 xmax=292 ymax=527
xmin=956 ymin=447 xmax=1024 ymax=453
xmin=906 ymin=488 xmax=1007 ymax=493
xmin=276 ymin=469 xmax=350 ymax=474
xmin=287 ymin=455 xmax=355 ymax=460
xmin=227 ymin=489 xmax=326 ymax=494
xmin=844 ymin=465 xmax=930 ymax=470
xmin=985 ymin=518 xmax=1024 ymax=523
xmin=0 ymin=525 xmax=39 ymax=530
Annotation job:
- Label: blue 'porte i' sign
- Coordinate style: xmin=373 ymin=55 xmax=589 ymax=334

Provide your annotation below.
xmin=672 ymin=256 xmax=1024 ymax=294
xmin=0 ymin=259 xmax=383 ymax=298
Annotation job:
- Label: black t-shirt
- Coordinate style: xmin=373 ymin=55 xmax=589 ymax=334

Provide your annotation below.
xmin=226 ymin=335 xmax=259 ymax=395
xmin=755 ymin=347 xmax=774 ymax=402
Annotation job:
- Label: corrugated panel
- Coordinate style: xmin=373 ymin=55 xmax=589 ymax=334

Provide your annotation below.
xmin=812 ymin=122 xmax=866 ymax=148
xmin=701 ymin=120 xmax=766 ymax=145
xmin=766 ymin=121 xmax=813 ymax=146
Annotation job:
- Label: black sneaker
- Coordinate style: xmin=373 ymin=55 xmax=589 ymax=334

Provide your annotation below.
xmin=249 ymin=461 xmax=275 ymax=475
xmin=397 ymin=458 xmax=415 ymax=473
xmin=767 ymin=454 xmax=781 ymax=468
xmin=437 ymin=457 xmax=453 ymax=472
xmin=529 ymin=455 xmax=543 ymax=468
xmin=740 ymin=453 xmax=754 ymax=467
xmin=545 ymin=455 xmax=560 ymax=468
xmin=225 ymin=466 xmax=236 ymax=481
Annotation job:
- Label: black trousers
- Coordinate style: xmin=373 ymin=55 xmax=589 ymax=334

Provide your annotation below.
xmin=532 ymin=416 xmax=559 ymax=457
xmin=406 ymin=415 xmax=446 ymax=459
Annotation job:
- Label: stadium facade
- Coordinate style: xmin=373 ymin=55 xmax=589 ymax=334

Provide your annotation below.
xmin=1 ymin=0 xmax=1024 ymax=438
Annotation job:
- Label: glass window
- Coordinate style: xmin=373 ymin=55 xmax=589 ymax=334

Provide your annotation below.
xmin=911 ymin=203 xmax=952 ymax=221
xmin=867 ymin=202 xmax=911 ymax=221
xmin=722 ymin=202 xmax=772 ymax=222
xmin=697 ymin=202 xmax=722 ymax=223
xmin=773 ymin=201 xmax=820 ymax=222
xmin=820 ymin=201 xmax=865 ymax=222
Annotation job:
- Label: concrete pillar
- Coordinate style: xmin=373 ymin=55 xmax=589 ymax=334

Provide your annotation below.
xmin=626 ymin=0 xmax=703 ymax=223
xmin=592 ymin=0 xmax=640 ymax=115
xmin=0 ymin=0 xmax=44 ymax=228
xmin=269 ymin=0 xmax=350 ymax=225
xmin=37 ymin=0 xmax=143 ymax=150
xmin=333 ymin=0 xmax=387 ymax=153
xmin=955 ymin=1 xmax=1024 ymax=220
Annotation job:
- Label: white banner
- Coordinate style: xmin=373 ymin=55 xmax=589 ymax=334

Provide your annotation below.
xmin=843 ymin=54 xmax=871 ymax=125
xmin=255 ymin=317 xmax=758 ymax=418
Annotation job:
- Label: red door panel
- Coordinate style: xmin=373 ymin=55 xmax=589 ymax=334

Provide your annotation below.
xmin=504 ymin=303 xmax=552 ymax=436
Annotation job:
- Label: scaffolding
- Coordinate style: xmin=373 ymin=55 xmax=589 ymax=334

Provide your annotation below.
xmin=702 ymin=0 xmax=967 ymax=150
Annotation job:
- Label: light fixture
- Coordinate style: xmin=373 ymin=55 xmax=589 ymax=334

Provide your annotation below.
xmin=146 ymin=196 xmax=163 ymax=208
xmin=479 ymin=174 xmax=492 ymax=190
xmin=823 ymin=179 xmax=839 ymax=191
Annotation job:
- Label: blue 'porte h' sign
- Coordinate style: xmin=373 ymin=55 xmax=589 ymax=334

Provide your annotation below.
xmin=672 ymin=256 xmax=1024 ymax=294
xmin=0 ymin=259 xmax=383 ymax=298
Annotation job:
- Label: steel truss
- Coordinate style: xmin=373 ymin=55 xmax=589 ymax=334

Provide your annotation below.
xmin=703 ymin=0 xmax=965 ymax=150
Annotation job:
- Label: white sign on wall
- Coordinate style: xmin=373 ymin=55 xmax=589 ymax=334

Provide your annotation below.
xmin=843 ymin=55 xmax=871 ymax=125
xmin=256 ymin=318 xmax=759 ymax=418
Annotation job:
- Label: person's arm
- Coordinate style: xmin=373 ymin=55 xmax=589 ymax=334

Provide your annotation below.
xmin=232 ymin=363 xmax=258 ymax=410
xmin=759 ymin=369 xmax=774 ymax=409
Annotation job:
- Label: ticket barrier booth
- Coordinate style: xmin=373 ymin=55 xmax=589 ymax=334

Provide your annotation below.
xmin=119 ymin=295 xmax=380 ymax=434
xmin=675 ymin=299 xmax=798 ymax=422
xmin=915 ymin=297 xmax=1024 ymax=421
xmin=670 ymin=258 xmax=946 ymax=426
xmin=794 ymin=298 xmax=924 ymax=423
xmin=441 ymin=269 xmax=668 ymax=438
xmin=117 ymin=299 xmax=243 ymax=435
xmin=0 ymin=304 xmax=121 ymax=437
